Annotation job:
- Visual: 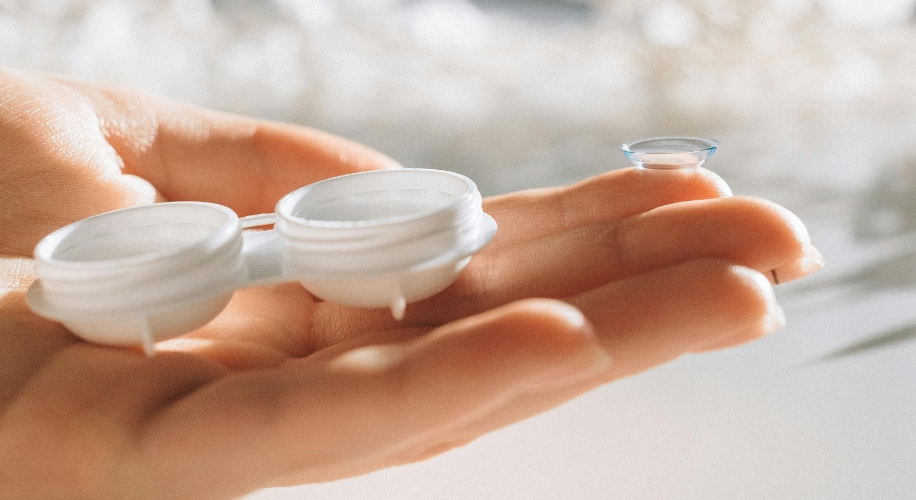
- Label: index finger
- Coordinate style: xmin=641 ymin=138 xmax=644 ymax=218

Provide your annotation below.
xmin=484 ymin=166 xmax=731 ymax=248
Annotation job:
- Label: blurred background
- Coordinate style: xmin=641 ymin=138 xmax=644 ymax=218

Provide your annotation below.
xmin=3 ymin=0 xmax=916 ymax=498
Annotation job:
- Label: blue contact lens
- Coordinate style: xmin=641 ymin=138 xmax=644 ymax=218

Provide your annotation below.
xmin=622 ymin=137 xmax=718 ymax=170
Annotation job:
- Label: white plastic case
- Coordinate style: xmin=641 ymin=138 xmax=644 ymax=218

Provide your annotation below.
xmin=27 ymin=169 xmax=497 ymax=355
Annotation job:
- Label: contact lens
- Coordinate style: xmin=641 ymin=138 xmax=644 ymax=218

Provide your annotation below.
xmin=622 ymin=137 xmax=718 ymax=170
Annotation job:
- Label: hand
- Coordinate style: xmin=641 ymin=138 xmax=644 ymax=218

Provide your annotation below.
xmin=0 ymin=68 xmax=823 ymax=499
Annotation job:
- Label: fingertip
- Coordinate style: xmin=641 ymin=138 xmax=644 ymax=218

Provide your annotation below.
xmin=739 ymin=197 xmax=822 ymax=283
xmin=771 ymin=243 xmax=825 ymax=284
xmin=622 ymin=164 xmax=731 ymax=207
xmin=751 ymin=197 xmax=813 ymax=245
xmin=737 ymin=265 xmax=787 ymax=339
xmin=691 ymin=300 xmax=785 ymax=352
xmin=696 ymin=167 xmax=732 ymax=197
xmin=692 ymin=264 xmax=785 ymax=352
xmin=728 ymin=263 xmax=778 ymax=313
xmin=628 ymin=165 xmax=731 ymax=199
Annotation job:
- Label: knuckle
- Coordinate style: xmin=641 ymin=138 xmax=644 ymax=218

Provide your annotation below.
xmin=597 ymin=221 xmax=628 ymax=269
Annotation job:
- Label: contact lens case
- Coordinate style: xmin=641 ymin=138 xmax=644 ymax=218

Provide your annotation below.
xmin=26 ymin=169 xmax=497 ymax=355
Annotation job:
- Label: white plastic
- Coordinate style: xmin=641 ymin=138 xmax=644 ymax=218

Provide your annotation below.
xmin=26 ymin=169 xmax=496 ymax=354
xmin=276 ymin=169 xmax=496 ymax=318
xmin=27 ymin=202 xmax=244 ymax=355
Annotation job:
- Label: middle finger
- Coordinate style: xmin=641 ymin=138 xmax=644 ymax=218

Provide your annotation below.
xmin=409 ymin=196 xmax=811 ymax=324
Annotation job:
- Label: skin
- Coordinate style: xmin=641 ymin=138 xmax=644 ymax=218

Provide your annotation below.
xmin=0 ymin=68 xmax=823 ymax=499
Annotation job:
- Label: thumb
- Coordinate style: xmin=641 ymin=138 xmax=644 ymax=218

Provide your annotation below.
xmin=0 ymin=69 xmax=159 ymax=256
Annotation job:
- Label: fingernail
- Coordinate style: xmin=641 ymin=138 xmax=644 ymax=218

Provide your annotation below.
xmin=762 ymin=303 xmax=787 ymax=335
xmin=758 ymin=271 xmax=787 ymax=336
xmin=694 ymin=301 xmax=786 ymax=352
xmin=771 ymin=243 xmax=825 ymax=284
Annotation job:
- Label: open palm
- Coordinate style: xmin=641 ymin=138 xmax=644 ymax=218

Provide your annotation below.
xmin=0 ymin=69 xmax=822 ymax=499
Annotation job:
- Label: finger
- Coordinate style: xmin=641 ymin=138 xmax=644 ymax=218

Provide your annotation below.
xmin=389 ymin=260 xmax=783 ymax=465
xmin=483 ymin=166 xmax=731 ymax=248
xmin=71 ymin=77 xmax=401 ymax=215
xmin=406 ymin=196 xmax=815 ymax=325
xmin=139 ymin=299 xmax=611 ymax=498
xmin=573 ymin=259 xmax=783 ymax=375
xmin=0 ymin=69 xmax=160 ymax=255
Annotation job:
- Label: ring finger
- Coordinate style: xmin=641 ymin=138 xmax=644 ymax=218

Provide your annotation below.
xmin=388 ymin=259 xmax=783 ymax=466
